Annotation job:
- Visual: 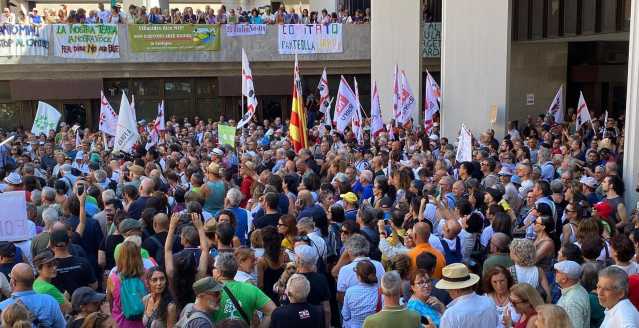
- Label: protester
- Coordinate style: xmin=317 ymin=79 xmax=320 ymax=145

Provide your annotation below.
xmin=270 ymin=274 xmax=325 ymax=328
xmin=362 ymin=271 xmax=420 ymax=328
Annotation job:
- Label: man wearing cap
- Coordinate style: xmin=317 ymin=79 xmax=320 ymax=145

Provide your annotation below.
xmin=49 ymin=229 xmax=98 ymax=294
xmin=499 ymin=166 xmax=522 ymax=212
xmin=32 ymin=251 xmax=68 ymax=311
xmin=581 ymin=175 xmax=601 ymax=206
xmin=2 ymin=172 xmax=23 ymax=192
xmin=69 ymin=286 xmax=106 ymax=327
xmin=0 ymin=241 xmax=20 ymax=282
xmin=340 ymin=192 xmax=359 ymax=221
xmin=177 ymin=277 xmax=224 ymax=328
xmin=555 ymin=260 xmax=590 ymax=328
xmin=0 ymin=263 xmax=66 ymax=328
xmin=436 ymin=263 xmax=498 ymax=328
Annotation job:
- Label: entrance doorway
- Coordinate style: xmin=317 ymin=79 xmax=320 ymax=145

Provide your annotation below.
xmin=63 ymin=103 xmax=88 ymax=128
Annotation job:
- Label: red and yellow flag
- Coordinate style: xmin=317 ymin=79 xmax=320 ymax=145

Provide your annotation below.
xmin=289 ymin=55 xmax=308 ymax=152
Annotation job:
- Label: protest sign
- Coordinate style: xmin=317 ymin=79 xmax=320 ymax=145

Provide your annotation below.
xmin=0 ymin=191 xmax=30 ymax=242
xmin=53 ymin=24 xmax=119 ymax=59
xmin=278 ymin=24 xmax=342 ymax=54
xmin=128 ymin=24 xmax=221 ymax=52
xmin=0 ymin=24 xmax=50 ymax=57
xmin=225 ymin=24 xmax=267 ymax=36
xmin=422 ymin=23 xmax=441 ymax=58
xmin=218 ymin=124 xmax=236 ymax=148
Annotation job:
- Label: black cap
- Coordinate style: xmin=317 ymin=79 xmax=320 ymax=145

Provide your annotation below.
xmin=71 ymin=287 xmax=106 ymax=312
xmin=50 ymin=229 xmax=69 ymax=247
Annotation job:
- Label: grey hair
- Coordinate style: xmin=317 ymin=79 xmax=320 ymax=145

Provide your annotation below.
xmin=102 ymin=189 xmax=116 ymax=203
xmin=550 ymin=179 xmax=563 ymax=194
xmin=598 ymin=266 xmax=629 ymax=296
xmin=360 ymin=170 xmax=373 ymax=183
xmin=286 ymin=273 xmax=310 ymax=302
xmin=215 ymin=252 xmax=238 ymax=278
xmin=346 ymin=234 xmax=370 ymax=258
xmin=42 ymin=207 xmax=59 ymax=227
xmin=381 ymin=271 xmax=402 ymax=296
xmin=42 ymin=187 xmax=56 ymax=202
xmin=94 ymin=169 xmax=107 ymax=182
xmin=297 ymin=217 xmax=315 ymax=232
xmin=226 ymin=188 xmax=244 ymax=208
xmin=30 ymin=190 xmax=41 ymax=206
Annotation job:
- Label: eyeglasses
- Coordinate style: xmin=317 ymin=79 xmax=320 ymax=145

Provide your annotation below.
xmin=340 ymin=229 xmax=349 ymax=234
xmin=414 ymin=279 xmax=432 ymax=287
xmin=277 ymin=223 xmax=286 ymax=227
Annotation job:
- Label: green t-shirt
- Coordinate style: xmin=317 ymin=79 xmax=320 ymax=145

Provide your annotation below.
xmin=212 ymin=280 xmax=271 ymax=323
xmin=33 ymin=278 xmax=65 ymax=305
xmin=113 ymin=243 xmax=150 ymax=260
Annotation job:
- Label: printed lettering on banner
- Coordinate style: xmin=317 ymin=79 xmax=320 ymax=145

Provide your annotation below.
xmin=53 ymin=24 xmax=119 ymax=59
xmin=278 ymin=24 xmax=342 ymax=54
xmin=225 ymin=24 xmax=267 ymax=36
xmin=0 ymin=191 xmax=30 ymax=242
xmin=0 ymin=24 xmax=50 ymax=57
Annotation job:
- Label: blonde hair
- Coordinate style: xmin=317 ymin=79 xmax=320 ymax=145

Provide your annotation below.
xmin=1 ymin=302 xmax=32 ymax=328
xmin=535 ymin=304 xmax=573 ymax=328
xmin=509 ymin=238 xmax=536 ymax=266
xmin=116 ymin=241 xmax=144 ymax=278
xmin=510 ymin=283 xmax=545 ymax=308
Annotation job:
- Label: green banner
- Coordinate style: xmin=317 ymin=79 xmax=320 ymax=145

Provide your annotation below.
xmin=128 ymin=24 xmax=221 ymax=52
xmin=218 ymin=124 xmax=236 ymax=148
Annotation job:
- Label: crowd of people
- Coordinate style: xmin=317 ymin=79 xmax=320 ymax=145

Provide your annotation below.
xmin=0 ymin=4 xmax=370 ymax=25
xmin=0 ymin=100 xmax=636 ymax=328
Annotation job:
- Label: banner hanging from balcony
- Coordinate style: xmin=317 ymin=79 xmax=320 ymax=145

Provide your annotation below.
xmin=128 ymin=24 xmax=221 ymax=52
xmin=278 ymin=24 xmax=342 ymax=54
xmin=224 ymin=24 xmax=267 ymax=37
xmin=0 ymin=24 xmax=50 ymax=57
xmin=53 ymin=24 xmax=120 ymax=59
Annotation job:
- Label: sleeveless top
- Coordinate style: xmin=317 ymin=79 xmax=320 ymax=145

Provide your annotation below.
xmin=142 ymin=294 xmax=170 ymax=328
xmin=108 ymin=271 xmax=144 ymax=328
xmin=606 ymin=196 xmax=623 ymax=223
xmin=262 ymin=258 xmax=285 ymax=305
xmin=514 ymin=311 xmax=536 ymax=328
xmin=203 ymin=180 xmax=225 ymax=215
xmin=513 ymin=265 xmax=539 ymax=288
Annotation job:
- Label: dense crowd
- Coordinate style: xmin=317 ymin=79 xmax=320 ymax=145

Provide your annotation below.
xmin=0 ymin=4 xmax=370 ymax=25
xmin=0 ymin=98 xmax=636 ymax=328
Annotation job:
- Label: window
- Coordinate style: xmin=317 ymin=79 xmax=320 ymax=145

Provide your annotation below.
xmin=132 ymin=79 xmax=161 ymax=97
xmin=134 ymin=99 xmax=161 ymax=122
xmin=196 ymin=78 xmax=218 ymax=97
xmin=165 ymin=80 xmax=192 ymax=97
xmin=0 ymin=82 xmax=10 ymax=100
xmin=103 ymin=80 xmax=130 ymax=105
xmin=0 ymin=103 xmax=19 ymax=129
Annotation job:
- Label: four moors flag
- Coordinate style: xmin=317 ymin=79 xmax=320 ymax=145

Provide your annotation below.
xmin=392 ymin=64 xmax=401 ymax=125
xmin=398 ymin=70 xmax=417 ymax=127
xmin=370 ymin=80 xmax=384 ymax=138
xmin=576 ymin=91 xmax=594 ymax=133
xmin=352 ymin=77 xmax=363 ymax=144
xmin=147 ymin=101 xmax=165 ymax=149
xmin=114 ymin=91 xmax=139 ymax=153
xmin=317 ymin=67 xmax=332 ymax=126
xmin=237 ymin=48 xmax=258 ymax=129
xmin=334 ymin=75 xmax=358 ymax=134
xmin=99 ymin=91 xmax=118 ymax=136
xmin=547 ymin=85 xmax=564 ymax=124
xmin=288 ymin=55 xmax=308 ymax=152
xmin=423 ymin=72 xmax=440 ymax=134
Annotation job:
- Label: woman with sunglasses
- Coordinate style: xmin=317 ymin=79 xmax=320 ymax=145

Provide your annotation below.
xmin=503 ymin=283 xmax=544 ymax=328
xmin=32 ymin=251 xmax=71 ymax=314
xmin=277 ymin=214 xmax=298 ymax=252
xmin=406 ymin=269 xmax=444 ymax=326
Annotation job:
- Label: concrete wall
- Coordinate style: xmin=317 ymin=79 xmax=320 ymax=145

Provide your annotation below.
xmin=441 ymin=0 xmax=511 ymax=140
xmin=370 ymin=0 xmax=422 ymax=123
xmin=623 ymin=0 xmax=639 ymax=217
xmin=508 ymin=42 xmax=568 ymax=128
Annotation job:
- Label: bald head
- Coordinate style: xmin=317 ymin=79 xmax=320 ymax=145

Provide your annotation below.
xmin=11 ymin=263 xmax=35 ymax=290
xmin=413 ymin=222 xmax=431 ymax=244
xmin=444 ymin=220 xmax=461 ymax=239
xmin=491 ymin=232 xmax=511 ymax=253
xmin=153 ymin=213 xmax=169 ymax=232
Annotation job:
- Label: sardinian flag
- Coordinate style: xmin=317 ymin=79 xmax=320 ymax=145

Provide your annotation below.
xmin=423 ymin=72 xmax=440 ymax=134
xmin=392 ymin=64 xmax=401 ymax=125
xmin=398 ymin=70 xmax=417 ymax=127
xmin=147 ymin=101 xmax=165 ymax=149
xmin=547 ymin=85 xmax=564 ymax=124
xmin=75 ymin=127 xmax=81 ymax=148
xmin=99 ymin=91 xmax=118 ymax=136
xmin=317 ymin=67 xmax=332 ymax=126
xmin=576 ymin=91 xmax=593 ymax=129
xmin=237 ymin=48 xmax=258 ymax=129
xmin=370 ymin=80 xmax=384 ymax=138
xmin=334 ymin=76 xmax=358 ymax=133
xmin=352 ymin=77 xmax=363 ymax=144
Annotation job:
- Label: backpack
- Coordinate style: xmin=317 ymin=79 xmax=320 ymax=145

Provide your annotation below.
xmin=468 ymin=234 xmax=487 ymax=274
xmin=119 ymin=275 xmax=146 ymax=320
xmin=439 ymin=237 xmax=463 ymax=264
xmin=175 ymin=304 xmax=213 ymax=328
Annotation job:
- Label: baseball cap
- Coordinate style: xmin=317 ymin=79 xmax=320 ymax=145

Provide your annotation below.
xmin=294 ymin=244 xmax=318 ymax=265
xmin=3 ymin=172 xmax=22 ymax=185
xmin=554 ymin=260 xmax=582 ymax=280
xmin=379 ymin=196 xmax=393 ymax=209
xmin=49 ymin=229 xmax=69 ymax=247
xmin=192 ymin=277 xmax=224 ymax=295
xmin=119 ymin=218 xmax=142 ymax=235
xmin=72 ymin=287 xmax=106 ymax=312
xmin=579 ymin=176 xmax=598 ymax=188
xmin=212 ymin=148 xmax=224 ymax=156
xmin=340 ymin=192 xmax=358 ymax=204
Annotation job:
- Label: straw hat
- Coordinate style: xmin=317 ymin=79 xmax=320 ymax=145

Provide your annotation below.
xmin=207 ymin=162 xmax=221 ymax=176
xmin=435 ymin=263 xmax=480 ymax=290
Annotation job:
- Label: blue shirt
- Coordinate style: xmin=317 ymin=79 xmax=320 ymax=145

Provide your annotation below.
xmin=227 ymin=207 xmax=249 ymax=245
xmin=540 ymin=162 xmax=555 ymax=181
xmin=0 ymin=291 xmax=66 ymax=328
xmin=407 ymin=298 xmax=441 ymax=326
xmin=352 ymin=181 xmax=374 ymax=202
xmin=341 ymin=283 xmax=378 ymax=328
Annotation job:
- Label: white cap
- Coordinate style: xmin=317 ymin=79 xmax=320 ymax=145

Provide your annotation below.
xmin=294 ymin=244 xmax=318 ymax=266
xmin=554 ymin=260 xmax=582 ymax=280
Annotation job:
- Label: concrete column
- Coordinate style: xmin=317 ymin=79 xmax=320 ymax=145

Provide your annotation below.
xmin=623 ymin=0 xmax=639 ymax=213
xmin=441 ymin=0 xmax=511 ymax=140
xmin=371 ymin=0 xmax=422 ymax=124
